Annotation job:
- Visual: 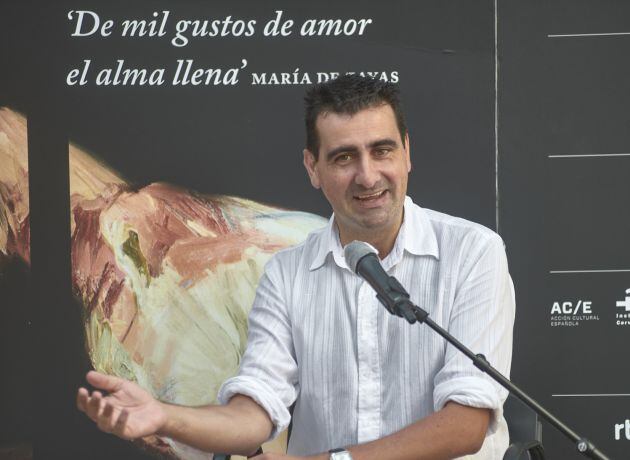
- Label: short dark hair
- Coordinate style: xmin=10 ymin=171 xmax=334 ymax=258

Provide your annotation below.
xmin=304 ymin=74 xmax=407 ymax=158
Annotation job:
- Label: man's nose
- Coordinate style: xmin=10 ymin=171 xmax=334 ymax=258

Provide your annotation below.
xmin=354 ymin=154 xmax=380 ymax=189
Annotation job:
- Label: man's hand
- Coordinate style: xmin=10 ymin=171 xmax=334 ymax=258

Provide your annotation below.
xmin=77 ymin=370 xmax=167 ymax=440
xmin=77 ymin=371 xmax=273 ymax=454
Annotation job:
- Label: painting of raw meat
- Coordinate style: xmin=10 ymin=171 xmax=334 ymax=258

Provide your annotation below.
xmin=0 ymin=108 xmax=30 ymax=265
xmin=0 ymin=107 xmax=326 ymax=459
xmin=0 ymin=108 xmax=32 ymax=460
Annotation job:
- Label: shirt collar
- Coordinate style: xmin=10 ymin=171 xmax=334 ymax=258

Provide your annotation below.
xmin=309 ymin=196 xmax=439 ymax=271
xmin=309 ymin=213 xmax=348 ymax=271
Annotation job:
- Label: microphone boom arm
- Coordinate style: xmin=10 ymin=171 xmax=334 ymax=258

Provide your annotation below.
xmin=386 ymin=295 xmax=610 ymax=460
xmin=346 ymin=241 xmax=609 ymax=459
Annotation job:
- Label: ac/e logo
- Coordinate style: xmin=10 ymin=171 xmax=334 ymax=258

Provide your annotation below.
xmin=550 ymin=300 xmax=592 ymax=315
xmin=615 ymin=419 xmax=630 ymax=440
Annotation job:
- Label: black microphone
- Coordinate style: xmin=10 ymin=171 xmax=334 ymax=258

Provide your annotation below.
xmin=344 ymin=241 xmax=421 ymax=323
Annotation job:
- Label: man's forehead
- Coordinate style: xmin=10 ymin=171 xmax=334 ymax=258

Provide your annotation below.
xmin=315 ymin=104 xmax=400 ymax=145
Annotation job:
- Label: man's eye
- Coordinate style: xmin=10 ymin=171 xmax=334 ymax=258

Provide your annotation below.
xmin=335 ymin=153 xmax=353 ymax=163
xmin=375 ymin=148 xmax=391 ymax=156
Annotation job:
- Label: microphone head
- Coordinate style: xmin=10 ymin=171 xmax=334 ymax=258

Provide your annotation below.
xmin=343 ymin=240 xmax=379 ymax=273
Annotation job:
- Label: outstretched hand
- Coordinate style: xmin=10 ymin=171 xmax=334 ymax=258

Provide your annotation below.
xmin=77 ymin=371 xmax=167 ymax=440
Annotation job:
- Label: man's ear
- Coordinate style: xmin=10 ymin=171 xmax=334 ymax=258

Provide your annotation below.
xmin=404 ymin=133 xmax=412 ymax=173
xmin=303 ymin=149 xmax=321 ymax=189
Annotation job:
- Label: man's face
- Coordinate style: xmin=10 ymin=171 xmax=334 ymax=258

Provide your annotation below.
xmin=303 ymin=103 xmax=411 ymax=243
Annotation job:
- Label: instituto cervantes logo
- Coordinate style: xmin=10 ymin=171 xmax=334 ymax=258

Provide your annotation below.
xmin=614 ymin=419 xmax=630 ymax=440
xmin=616 ymin=288 xmax=630 ymax=326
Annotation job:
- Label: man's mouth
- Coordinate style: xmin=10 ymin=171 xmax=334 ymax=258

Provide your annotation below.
xmin=354 ymin=190 xmax=387 ymax=201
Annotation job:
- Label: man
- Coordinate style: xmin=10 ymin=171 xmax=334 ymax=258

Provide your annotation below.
xmin=78 ymin=75 xmax=514 ymax=459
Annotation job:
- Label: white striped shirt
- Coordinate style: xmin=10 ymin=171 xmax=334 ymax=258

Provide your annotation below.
xmin=218 ymin=196 xmax=514 ymax=459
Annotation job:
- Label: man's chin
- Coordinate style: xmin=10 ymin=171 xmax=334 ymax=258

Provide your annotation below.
xmin=352 ymin=212 xmax=396 ymax=232
xmin=360 ymin=201 xmax=405 ymax=229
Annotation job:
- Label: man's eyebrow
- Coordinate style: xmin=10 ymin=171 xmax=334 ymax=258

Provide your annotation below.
xmin=369 ymin=138 xmax=398 ymax=149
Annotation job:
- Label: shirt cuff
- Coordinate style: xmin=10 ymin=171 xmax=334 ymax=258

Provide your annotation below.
xmin=217 ymin=375 xmax=292 ymax=440
xmin=433 ymin=375 xmax=508 ymax=434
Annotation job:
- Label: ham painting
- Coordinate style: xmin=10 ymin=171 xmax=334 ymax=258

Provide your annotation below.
xmin=0 ymin=107 xmax=325 ymax=459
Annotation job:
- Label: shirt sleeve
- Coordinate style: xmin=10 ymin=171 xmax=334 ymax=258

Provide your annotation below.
xmin=217 ymin=256 xmax=299 ymax=440
xmin=432 ymin=233 xmax=515 ymax=433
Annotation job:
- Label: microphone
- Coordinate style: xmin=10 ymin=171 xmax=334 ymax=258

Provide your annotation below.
xmin=343 ymin=241 xmax=421 ymax=323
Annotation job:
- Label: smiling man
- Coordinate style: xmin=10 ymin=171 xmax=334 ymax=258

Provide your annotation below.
xmin=302 ymin=96 xmax=410 ymax=257
xmin=78 ymin=75 xmax=514 ymax=460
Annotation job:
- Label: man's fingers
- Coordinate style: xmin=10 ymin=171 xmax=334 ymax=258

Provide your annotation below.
xmin=80 ymin=391 xmax=132 ymax=439
xmin=77 ymin=388 xmax=89 ymax=413
xmin=97 ymin=402 xmax=115 ymax=433
xmin=87 ymin=391 xmax=105 ymax=422
xmin=86 ymin=370 xmax=124 ymax=392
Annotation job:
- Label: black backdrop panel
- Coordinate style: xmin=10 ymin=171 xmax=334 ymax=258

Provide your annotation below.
xmin=0 ymin=1 xmax=497 ymax=459
xmin=500 ymin=1 xmax=630 ymax=458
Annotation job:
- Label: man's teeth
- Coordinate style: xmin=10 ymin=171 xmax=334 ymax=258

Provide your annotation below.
xmin=356 ymin=191 xmax=385 ymax=200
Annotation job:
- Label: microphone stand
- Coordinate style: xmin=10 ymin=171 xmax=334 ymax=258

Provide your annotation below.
xmin=376 ymin=278 xmax=611 ymax=460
